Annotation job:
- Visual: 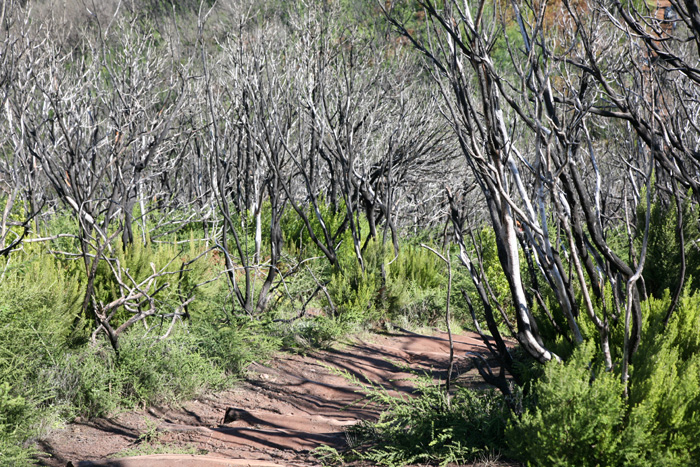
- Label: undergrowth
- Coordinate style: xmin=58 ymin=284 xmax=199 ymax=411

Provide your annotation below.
xmin=0 ymin=237 xmax=278 ymax=463
xmin=4 ymin=197 xmax=698 ymax=467
xmin=341 ymin=376 xmax=509 ymax=466
xmin=507 ymin=287 xmax=700 ymax=466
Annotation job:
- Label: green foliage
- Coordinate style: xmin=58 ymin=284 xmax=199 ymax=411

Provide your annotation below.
xmin=0 ymin=383 xmax=31 ymax=440
xmin=277 ymin=315 xmax=348 ymax=352
xmin=479 ymin=229 xmax=517 ymax=327
xmin=383 ymin=245 xmax=450 ymax=325
xmin=623 ymin=287 xmax=700 ymax=465
xmin=313 ymin=444 xmax=345 ymax=467
xmin=387 ymin=245 xmax=443 ymax=290
xmin=91 ymin=239 xmax=193 ymax=324
xmin=281 ymin=198 xmax=346 ymax=260
xmin=0 ymin=253 xmax=81 ymax=388
xmin=0 ymin=382 xmax=41 ymax=465
xmin=528 ymin=292 xmax=578 ymax=361
xmin=116 ymin=331 xmax=227 ymax=408
xmin=506 ymin=341 xmax=626 ymax=467
xmin=348 ymin=377 xmax=509 ymax=466
xmin=0 ymin=253 xmax=82 ymax=463
xmin=640 ymin=190 xmax=700 ymax=298
xmin=327 ymin=235 xmax=468 ymax=328
xmin=508 ymin=289 xmax=700 ymax=466
xmin=283 ymin=201 xmax=462 ymax=330
xmin=114 ymin=441 xmax=205 ymax=458
xmin=0 ymin=240 xmax=246 ymax=460
xmin=48 ymin=345 xmax=121 ymax=418
xmin=327 ymin=237 xmax=384 ymax=324
xmin=191 ymin=314 xmax=281 ymax=374
xmin=46 ymin=330 xmax=227 ymax=418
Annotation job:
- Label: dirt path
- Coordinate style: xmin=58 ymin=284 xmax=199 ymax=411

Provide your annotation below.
xmin=36 ymin=329 xmax=502 ymax=467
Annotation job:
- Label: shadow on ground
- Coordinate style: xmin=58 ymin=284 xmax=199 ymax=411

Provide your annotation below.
xmin=37 ymin=329 xmax=511 ymax=467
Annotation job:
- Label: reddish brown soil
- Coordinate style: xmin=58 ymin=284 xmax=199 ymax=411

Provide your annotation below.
xmin=35 ymin=329 xmax=515 ymax=467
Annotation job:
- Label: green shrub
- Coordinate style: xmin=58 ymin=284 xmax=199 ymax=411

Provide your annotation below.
xmin=0 ymin=251 xmax=82 ymax=409
xmin=0 ymin=253 xmax=82 ymax=463
xmin=0 ymin=224 xmax=260 ymax=446
xmin=349 ymin=378 xmax=509 ymax=466
xmin=639 ymin=190 xmax=700 ymax=299
xmin=506 ymin=341 xmax=626 ymax=467
xmin=327 ymin=240 xmax=463 ymax=328
xmin=281 ymin=198 xmax=346 ymax=260
xmin=0 ymin=270 xmax=74 ymax=393
xmin=0 ymin=382 xmax=40 ymax=465
xmin=48 ymin=346 xmax=122 ymax=418
xmin=507 ymin=289 xmax=700 ymax=466
xmin=91 ymin=238 xmax=213 ymax=326
xmin=327 ymin=262 xmax=382 ymax=324
xmin=46 ymin=329 xmax=228 ymax=418
xmin=191 ymin=315 xmax=281 ymax=375
xmin=622 ymin=288 xmax=700 ymax=465
xmin=386 ymin=245 xmax=443 ymax=290
xmin=277 ymin=315 xmax=348 ymax=352
xmin=384 ymin=244 xmax=450 ymax=325
xmin=116 ymin=331 xmax=227 ymax=407
xmin=327 ymin=237 xmax=384 ymax=324
xmin=480 ymin=230 xmax=514 ymax=318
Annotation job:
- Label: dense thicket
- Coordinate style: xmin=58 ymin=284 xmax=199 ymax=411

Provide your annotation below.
xmin=1 ymin=0 xmax=700 ymax=464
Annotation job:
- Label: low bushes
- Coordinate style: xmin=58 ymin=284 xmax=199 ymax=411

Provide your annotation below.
xmin=326 ymin=238 xmax=470 ymax=328
xmin=335 ymin=288 xmax=700 ymax=467
xmin=0 ymin=382 xmax=41 ymax=465
xmin=506 ymin=288 xmax=700 ymax=466
xmin=3 ymin=202 xmax=698 ymax=467
xmin=191 ymin=314 xmax=281 ymax=374
xmin=0 ymin=241 xmax=273 ymax=463
xmin=505 ymin=342 xmax=626 ymax=467
xmin=50 ymin=332 xmax=227 ymax=417
xmin=347 ymin=378 xmax=509 ymax=467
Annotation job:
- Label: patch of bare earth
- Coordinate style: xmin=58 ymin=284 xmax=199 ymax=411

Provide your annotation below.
xmin=35 ymin=329 xmax=520 ymax=467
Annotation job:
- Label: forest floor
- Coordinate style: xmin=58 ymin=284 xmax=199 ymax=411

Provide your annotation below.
xmin=34 ymin=328 xmax=520 ymax=467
